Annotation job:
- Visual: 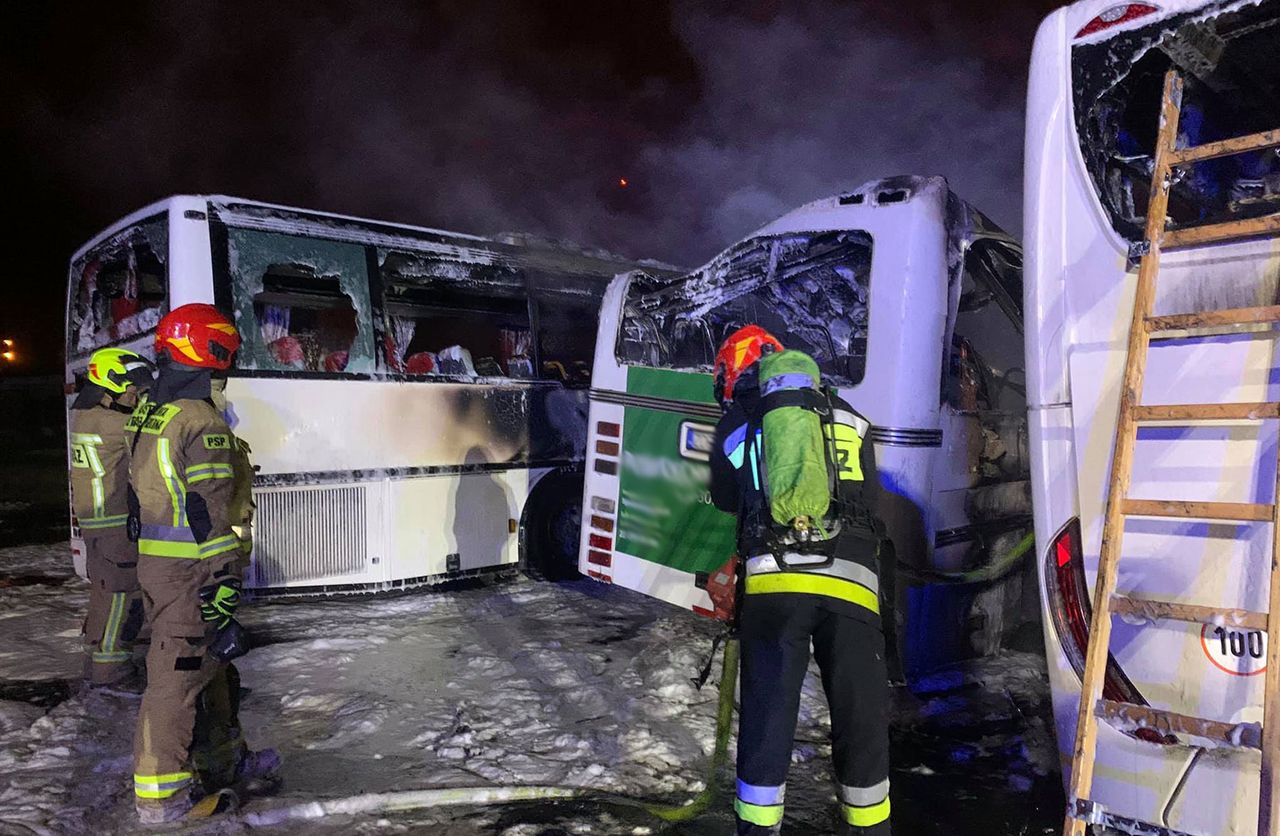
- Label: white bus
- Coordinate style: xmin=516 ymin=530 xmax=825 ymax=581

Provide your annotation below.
xmin=578 ymin=175 xmax=1035 ymax=679
xmin=65 ymin=195 xmax=667 ymax=593
xmin=1025 ymin=1 xmax=1279 ymax=832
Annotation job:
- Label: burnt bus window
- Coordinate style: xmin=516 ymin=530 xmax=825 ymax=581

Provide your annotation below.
xmin=531 ymin=270 xmax=607 ymax=385
xmin=69 ymin=215 xmax=168 ymax=357
xmin=378 ymin=250 xmax=530 ymax=379
xmin=947 ymin=239 xmax=1026 ymax=413
xmin=227 ymin=229 xmax=376 ymax=374
xmin=618 ymin=231 xmax=873 ymax=387
xmin=1072 ymin=2 xmax=1280 ymax=241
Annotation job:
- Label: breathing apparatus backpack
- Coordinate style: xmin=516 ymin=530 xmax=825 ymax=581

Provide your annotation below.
xmin=754 ymin=349 xmax=854 ymax=554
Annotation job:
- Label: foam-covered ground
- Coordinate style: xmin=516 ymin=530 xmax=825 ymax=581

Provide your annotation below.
xmin=0 ymin=542 xmax=1061 ymax=834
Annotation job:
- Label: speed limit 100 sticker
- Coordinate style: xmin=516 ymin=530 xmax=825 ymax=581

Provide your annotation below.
xmin=1200 ymin=624 xmax=1268 ymax=677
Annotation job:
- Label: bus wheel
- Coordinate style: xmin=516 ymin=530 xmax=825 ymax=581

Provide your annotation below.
xmin=521 ymin=471 xmax=583 ymax=582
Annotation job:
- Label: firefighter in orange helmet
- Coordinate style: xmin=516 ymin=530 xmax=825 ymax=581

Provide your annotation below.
xmin=711 ymin=325 xmax=891 ymax=835
xmin=71 ymin=348 xmax=155 ymax=689
xmin=127 ymin=304 xmax=278 ymax=823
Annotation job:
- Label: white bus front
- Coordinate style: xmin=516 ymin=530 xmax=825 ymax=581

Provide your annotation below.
xmin=1025 ymin=1 xmax=1280 ymax=831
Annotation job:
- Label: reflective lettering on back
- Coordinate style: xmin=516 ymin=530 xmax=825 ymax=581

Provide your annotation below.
xmin=127 ymin=403 xmax=182 ymax=435
xmin=70 ymin=444 xmax=89 ymax=468
xmin=824 ymin=421 xmax=864 ymax=481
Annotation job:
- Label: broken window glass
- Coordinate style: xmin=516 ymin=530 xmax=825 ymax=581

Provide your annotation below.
xmin=947 ymin=239 xmax=1026 ymax=413
xmin=68 ymin=215 xmax=168 ymax=357
xmin=533 ymin=274 xmax=604 ymax=385
xmin=377 ymin=250 xmax=530 ymax=379
xmin=618 ymin=231 xmax=873 ymax=386
xmin=227 ymin=229 xmax=375 ymax=374
xmin=1072 ymin=2 xmax=1280 ymax=241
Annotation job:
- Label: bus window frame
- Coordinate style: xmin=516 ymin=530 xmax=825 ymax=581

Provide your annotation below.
xmin=214 ymin=224 xmax=379 ymax=378
xmin=614 ymin=230 xmax=874 ymax=386
xmin=374 ymin=248 xmax=536 ymax=384
xmin=67 ymin=210 xmax=170 ymax=360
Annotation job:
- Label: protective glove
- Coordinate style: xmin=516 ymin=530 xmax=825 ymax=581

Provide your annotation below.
xmin=199 ymin=580 xmax=242 ymax=627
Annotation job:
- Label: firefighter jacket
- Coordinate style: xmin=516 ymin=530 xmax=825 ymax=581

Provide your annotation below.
xmin=229 ymin=435 xmax=256 ymax=556
xmin=710 ymin=387 xmax=884 ymax=623
xmin=70 ymin=389 xmax=140 ymax=532
xmin=127 ymin=398 xmax=242 ymax=563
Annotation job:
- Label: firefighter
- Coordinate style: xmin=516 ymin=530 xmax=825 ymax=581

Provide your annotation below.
xmin=710 ymin=325 xmax=891 ymax=835
xmin=127 ymin=303 xmax=278 ymax=823
xmin=71 ymin=348 xmax=155 ymax=689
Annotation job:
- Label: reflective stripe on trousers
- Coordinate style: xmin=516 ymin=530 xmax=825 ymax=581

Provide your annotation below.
xmin=840 ymin=779 xmax=891 ymax=827
xmin=743 ymin=555 xmax=879 ymax=615
xmin=92 ymin=591 xmax=131 ymax=663
xmin=134 ymin=770 xmax=193 ymax=800
xmin=735 ymin=779 xmax=785 ymax=826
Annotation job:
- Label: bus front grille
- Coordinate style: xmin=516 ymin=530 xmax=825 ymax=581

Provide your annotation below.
xmin=251 ymin=485 xmax=369 ymax=587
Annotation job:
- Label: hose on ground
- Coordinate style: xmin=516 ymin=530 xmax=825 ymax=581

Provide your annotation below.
xmin=240 ymin=638 xmax=742 ymax=827
xmin=898 ymin=530 xmax=1035 ymax=586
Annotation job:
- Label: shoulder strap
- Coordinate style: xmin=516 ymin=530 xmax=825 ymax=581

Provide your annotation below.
xmin=759 ymin=386 xmax=830 ymax=416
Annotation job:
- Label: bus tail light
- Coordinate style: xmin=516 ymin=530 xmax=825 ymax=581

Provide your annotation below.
xmin=1074 ymin=4 xmax=1159 ymax=39
xmin=1044 ymin=517 xmax=1172 ymax=745
xmin=586 ymin=497 xmax=617 ymax=579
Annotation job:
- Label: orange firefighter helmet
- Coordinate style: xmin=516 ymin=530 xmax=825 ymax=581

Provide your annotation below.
xmin=155 ymin=304 xmax=241 ymax=370
xmin=714 ymin=324 xmax=783 ymax=403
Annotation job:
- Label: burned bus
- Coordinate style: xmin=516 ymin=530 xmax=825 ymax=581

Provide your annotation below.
xmin=579 ymin=175 xmax=1034 ymax=680
xmin=66 ymin=195 xmax=668 ymax=593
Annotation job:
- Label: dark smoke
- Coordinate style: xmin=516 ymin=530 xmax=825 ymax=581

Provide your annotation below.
xmin=3 ymin=0 xmax=1054 ymax=370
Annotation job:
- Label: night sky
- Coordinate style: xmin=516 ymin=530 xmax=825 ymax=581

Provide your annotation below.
xmin=3 ymin=0 xmax=1061 ymax=374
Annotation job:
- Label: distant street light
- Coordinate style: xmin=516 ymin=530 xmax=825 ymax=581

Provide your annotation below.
xmin=2 ymin=339 xmax=15 ymax=363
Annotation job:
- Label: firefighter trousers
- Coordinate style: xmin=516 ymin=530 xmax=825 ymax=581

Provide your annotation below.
xmin=83 ymin=528 xmax=145 ymax=685
xmin=132 ymin=555 xmax=246 ymax=803
xmin=736 ymin=594 xmax=891 ymax=835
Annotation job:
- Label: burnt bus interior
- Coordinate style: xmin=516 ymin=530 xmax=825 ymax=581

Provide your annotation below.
xmin=1074 ymin=0 xmax=1280 ymax=241
xmin=619 ymin=230 xmax=874 ymax=386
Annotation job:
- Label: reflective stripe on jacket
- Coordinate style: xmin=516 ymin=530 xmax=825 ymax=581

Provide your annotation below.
xmin=127 ymin=398 xmax=240 ymax=560
xmin=70 ymin=395 xmax=136 ymax=530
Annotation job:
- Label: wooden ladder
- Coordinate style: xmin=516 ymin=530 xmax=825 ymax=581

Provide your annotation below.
xmin=1064 ymin=69 xmax=1280 ymax=836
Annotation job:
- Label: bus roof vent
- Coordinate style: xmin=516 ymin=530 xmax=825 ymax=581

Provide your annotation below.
xmin=838 ymin=192 xmax=866 ymax=205
xmin=875 ymin=188 xmax=909 ymax=205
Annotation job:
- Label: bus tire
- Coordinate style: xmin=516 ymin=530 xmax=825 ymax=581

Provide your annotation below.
xmin=520 ymin=469 xmax=583 ymax=582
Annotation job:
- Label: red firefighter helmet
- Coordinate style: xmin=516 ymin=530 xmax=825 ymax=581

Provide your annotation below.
xmin=714 ymin=325 xmax=783 ymax=402
xmin=155 ymin=304 xmax=241 ymax=370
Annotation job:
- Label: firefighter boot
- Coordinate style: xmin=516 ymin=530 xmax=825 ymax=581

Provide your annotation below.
xmin=234 ymin=747 xmax=283 ymax=794
xmin=136 ymin=784 xmax=193 ymax=825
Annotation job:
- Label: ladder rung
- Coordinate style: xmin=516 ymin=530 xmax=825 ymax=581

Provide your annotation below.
xmin=1167 ymin=128 xmax=1280 ymax=166
xmin=1097 ymin=700 xmax=1262 ymax=749
xmin=1120 ymin=499 xmax=1274 ymax=522
xmin=1161 ymin=213 xmax=1280 ymax=250
xmin=1111 ymin=595 xmax=1268 ymax=631
xmin=1132 ymin=402 xmax=1280 ymax=422
xmin=1067 ymin=800 xmax=1197 ymax=836
xmin=1146 ymin=304 xmax=1280 ymax=336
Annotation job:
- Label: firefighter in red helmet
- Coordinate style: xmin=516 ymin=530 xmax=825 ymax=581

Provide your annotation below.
xmin=711 ymin=325 xmax=891 ymax=835
xmin=126 ymin=304 xmax=278 ymax=823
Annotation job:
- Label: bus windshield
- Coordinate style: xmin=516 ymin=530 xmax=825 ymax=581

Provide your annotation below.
xmin=1073 ymin=1 xmax=1280 ymax=240
xmin=617 ymin=230 xmax=873 ymax=386
xmin=68 ymin=214 xmax=168 ymax=357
